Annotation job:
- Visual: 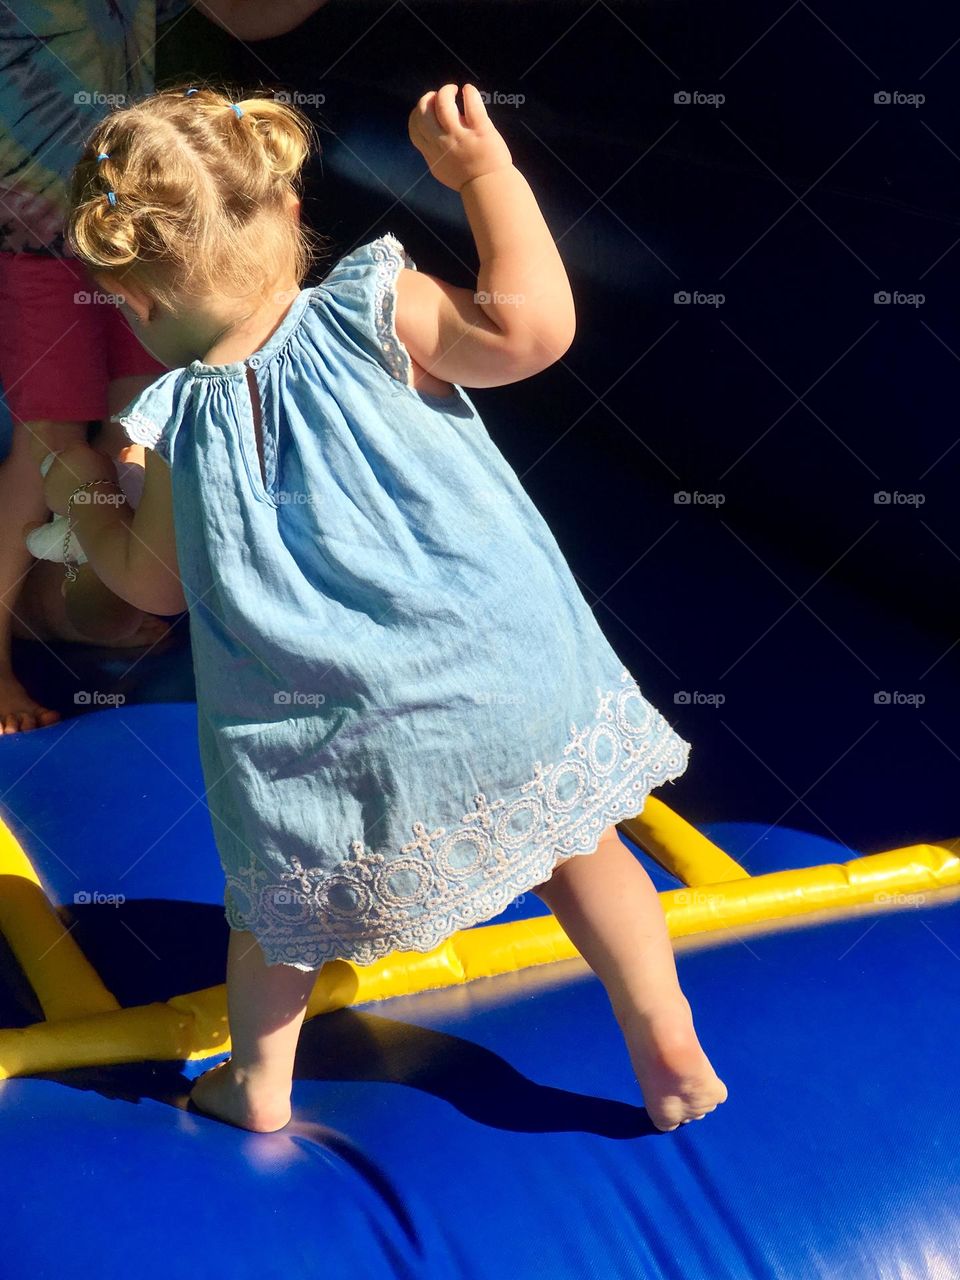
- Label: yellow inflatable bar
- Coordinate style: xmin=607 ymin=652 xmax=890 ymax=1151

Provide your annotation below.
xmin=1 ymin=806 xmax=958 ymax=1080
xmin=0 ymin=817 xmax=119 ymax=1022
xmin=619 ymin=797 xmax=750 ymax=884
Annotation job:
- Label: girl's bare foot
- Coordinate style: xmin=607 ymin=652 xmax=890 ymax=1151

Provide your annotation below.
xmin=613 ymin=991 xmax=728 ymax=1131
xmin=0 ymin=665 xmax=62 ymax=734
xmin=189 ymin=1059 xmax=293 ymax=1134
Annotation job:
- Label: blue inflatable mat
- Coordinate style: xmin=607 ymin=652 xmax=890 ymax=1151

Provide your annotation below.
xmin=2 ymin=884 xmax=958 ymax=1280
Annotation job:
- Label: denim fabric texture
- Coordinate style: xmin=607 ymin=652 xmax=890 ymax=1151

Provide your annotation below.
xmin=114 ymin=233 xmax=692 ymax=970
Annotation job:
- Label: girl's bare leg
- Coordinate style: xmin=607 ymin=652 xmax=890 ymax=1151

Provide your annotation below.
xmin=531 ymin=822 xmax=728 ymax=1131
xmin=189 ymin=927 xmax=319 ymax=1132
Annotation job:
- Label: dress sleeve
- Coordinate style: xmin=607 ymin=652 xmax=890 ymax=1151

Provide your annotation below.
xmin=314 ymin=232 xmax=420 ymax=389
xmin=110 ymin=368 xmax=191 ymax=465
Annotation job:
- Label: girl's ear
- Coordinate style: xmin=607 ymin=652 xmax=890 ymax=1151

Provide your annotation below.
xmin=93 ymin=271 xmax=153 ymax=322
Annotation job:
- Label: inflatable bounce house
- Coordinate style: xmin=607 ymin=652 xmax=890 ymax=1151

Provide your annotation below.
xmin=2 ymin=3 xmax=959 ymax=1276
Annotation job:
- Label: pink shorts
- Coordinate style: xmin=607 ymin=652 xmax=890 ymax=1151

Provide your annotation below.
xmin=0 ymin=251 xmax=167 ymax=425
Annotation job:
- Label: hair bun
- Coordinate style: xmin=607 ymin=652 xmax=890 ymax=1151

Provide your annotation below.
xmin=234 ymin=98 xmax=311 ymax=184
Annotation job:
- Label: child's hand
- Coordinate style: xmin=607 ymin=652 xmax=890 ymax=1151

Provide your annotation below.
xmin=40 ymin=445 xmax=118 ymax=517
xmin=408 ymin=84 xmax=513 ymax=192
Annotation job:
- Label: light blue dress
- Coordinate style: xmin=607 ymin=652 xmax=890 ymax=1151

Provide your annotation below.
xmin=115 ymin=232 xmax=692 ymax=971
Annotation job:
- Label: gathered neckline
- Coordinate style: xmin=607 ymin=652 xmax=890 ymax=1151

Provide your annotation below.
xmin=187 ymin=285 xmax=316 ymax=379
xmin=184 ymin=265 xmax=466 ymax=410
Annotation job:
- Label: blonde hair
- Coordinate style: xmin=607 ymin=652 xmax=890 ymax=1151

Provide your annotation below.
xmin=67 ymin=84 xmax=328 ymax=310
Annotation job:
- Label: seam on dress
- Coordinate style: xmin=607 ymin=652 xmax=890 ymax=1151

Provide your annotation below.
xmin=222 ymin=666 xmax=692 ymax=970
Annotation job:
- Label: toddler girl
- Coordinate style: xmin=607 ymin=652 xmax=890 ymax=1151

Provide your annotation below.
xmin=47 ymin=81 xmax=728 ymax=1134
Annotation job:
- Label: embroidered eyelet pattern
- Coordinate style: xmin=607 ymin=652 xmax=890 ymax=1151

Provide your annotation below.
xmin=118 ymin=408 xmax=164 ymax=448
xmin=371 ymin=232 xmax=417 ymax=389
xmin=223 ymin=667 xmax=692 ymax=970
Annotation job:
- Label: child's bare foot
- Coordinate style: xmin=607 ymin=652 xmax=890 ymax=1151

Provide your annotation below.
xmin=0 ymin=666 xmax=62 ymax=734
xmin=613 ymin=991 xmax=728 ymax=1132
xmin=189 ymin=1059 xmax=293 ymax=1133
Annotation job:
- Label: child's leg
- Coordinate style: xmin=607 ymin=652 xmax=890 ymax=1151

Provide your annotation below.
xmin=189 ymin=927 xmax=319 ymax=1133
xmin=530 ymin=822 xmax=728 ymax=1131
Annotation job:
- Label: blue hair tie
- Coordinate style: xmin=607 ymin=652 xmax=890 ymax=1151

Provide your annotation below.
xmin=96 ymin=151 xmax=110 ymax=162
xmin=185 ymin=87 xmax=199 ymax=97
xmin=105 ymin=191 xmax=117 ymax=208
xmin=230 ymin=103 xmax=244 ymax=118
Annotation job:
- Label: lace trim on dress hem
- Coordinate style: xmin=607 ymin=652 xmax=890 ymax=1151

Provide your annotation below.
xmin=222 ymin=667 xmax=692 ymax=971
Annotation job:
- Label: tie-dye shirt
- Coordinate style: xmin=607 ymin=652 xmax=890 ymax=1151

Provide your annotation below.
xmin=0 ymin=0 xmax=190 ymax=256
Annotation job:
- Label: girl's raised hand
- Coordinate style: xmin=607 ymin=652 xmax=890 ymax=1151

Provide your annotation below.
xmin=407 ymin=84 xmax=513 ymax=192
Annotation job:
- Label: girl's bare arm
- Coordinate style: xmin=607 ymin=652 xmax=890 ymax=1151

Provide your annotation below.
xmin=396 ymin=85 xmax=576 ymax=389
xmin=43 ymin=446 xmax=187 ymax=615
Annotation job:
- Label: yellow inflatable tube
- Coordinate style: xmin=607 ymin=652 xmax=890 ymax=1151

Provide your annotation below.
xmin=0 ymin=817 xmax=119 ymax=1022
xmin=619 ymin=797 xmax=749 ymax=885
xmin=1 ymin=837 xmax=957 ymax=1080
